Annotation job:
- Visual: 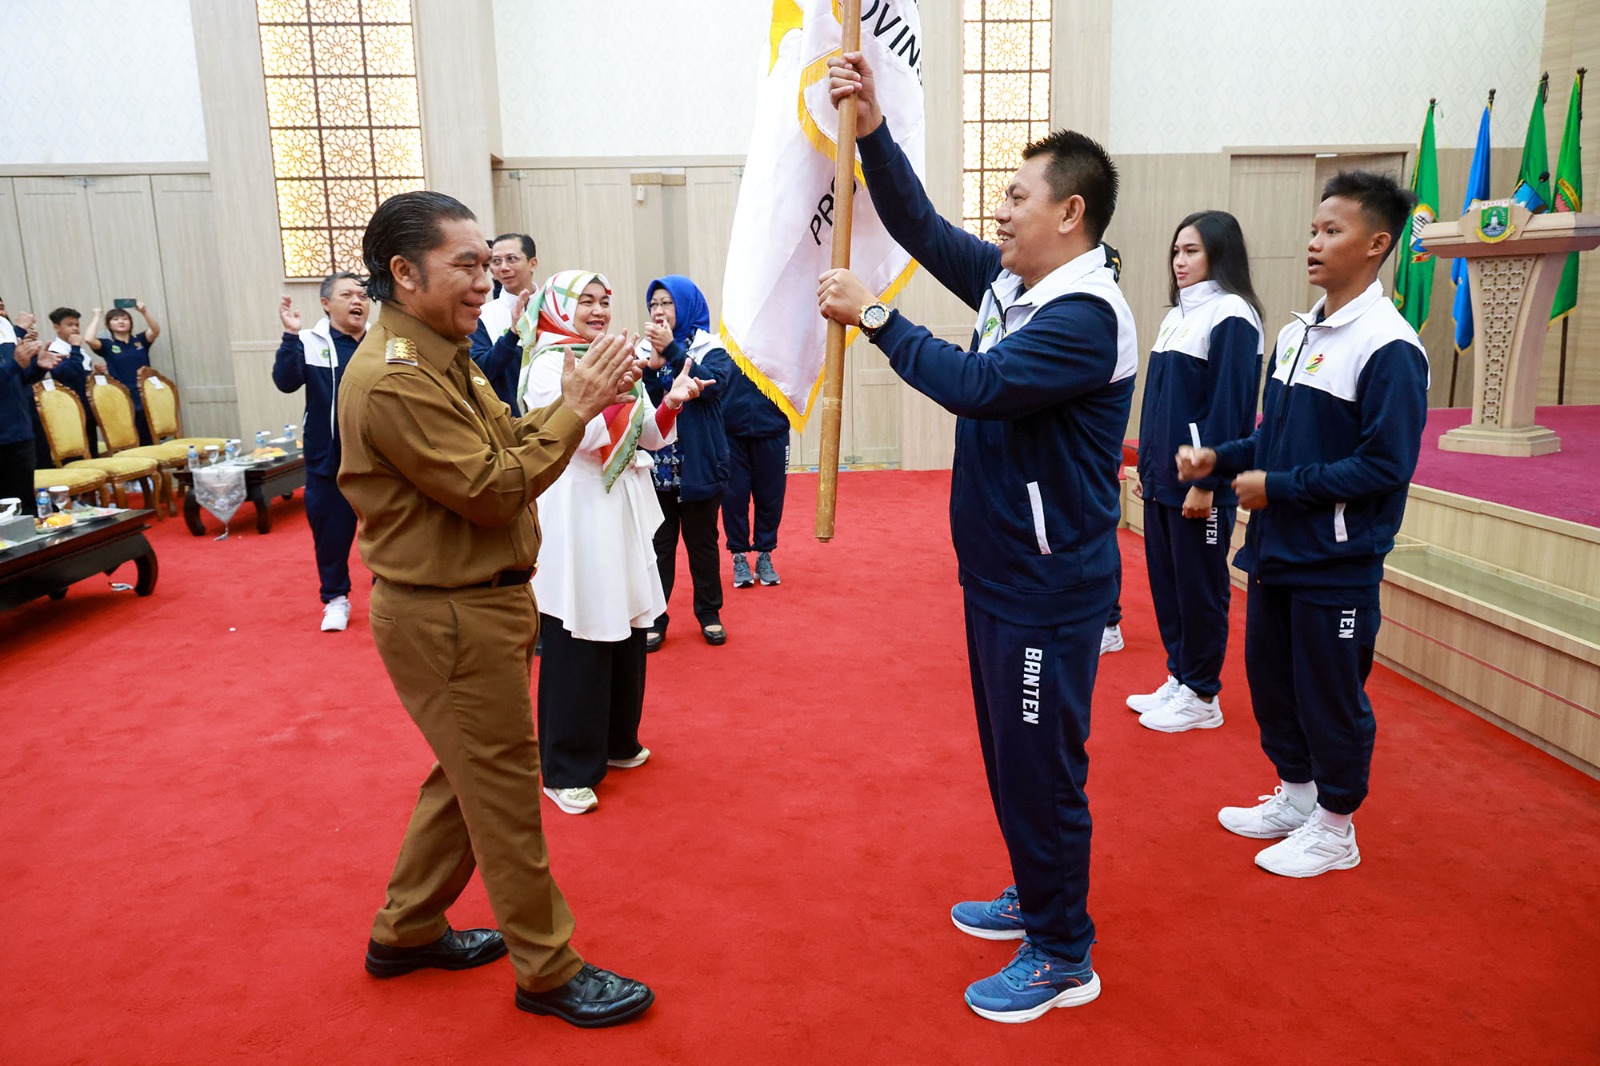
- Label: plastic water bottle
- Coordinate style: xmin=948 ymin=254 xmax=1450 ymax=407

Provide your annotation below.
xmin=225 ymin=440 xmax=239 ymax=464
xmin=35 ymin=488 xmax=52 ymax=517
xmin=256 ymin=430 xmax=268 ymax=448
xmin=283 ymin=423 xmax=295 ymax=449
xmin=187 ymin=444 xmax=199 ymax=471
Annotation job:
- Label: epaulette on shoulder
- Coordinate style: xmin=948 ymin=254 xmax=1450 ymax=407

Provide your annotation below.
xmin=384 ymin=337 xmax=420 ymax=366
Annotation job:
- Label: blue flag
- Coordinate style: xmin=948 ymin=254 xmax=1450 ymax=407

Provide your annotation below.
xmin=1453 ymin=99 xmax=1493 ymax=353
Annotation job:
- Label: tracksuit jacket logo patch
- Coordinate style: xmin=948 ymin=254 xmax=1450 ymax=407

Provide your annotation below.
xmin=1023 ymin=647 xmax=1043 ymax=724
xmin=1304 ymin=353 xmax=1326 ymax=375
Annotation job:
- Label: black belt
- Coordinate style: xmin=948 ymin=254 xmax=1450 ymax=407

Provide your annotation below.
xmin=467 ymin=568 xmax=535 ymax=589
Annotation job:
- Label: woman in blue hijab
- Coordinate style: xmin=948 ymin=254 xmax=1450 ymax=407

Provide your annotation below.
xmin=639 ymin=275 xmax=734 ymax=649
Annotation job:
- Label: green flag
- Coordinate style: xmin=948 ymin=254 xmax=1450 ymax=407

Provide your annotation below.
xmin=1552 ymin=70 xmax=1585 ymax=321
xmin=1393 ymin=100 xmax=1440 ymax=332
xmin=1512 ymin=73 xmax=1550 ymax=212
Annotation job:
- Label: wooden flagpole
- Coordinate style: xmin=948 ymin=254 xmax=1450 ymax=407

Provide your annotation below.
xmin=814 ymin=0 xmax=862 ymax=542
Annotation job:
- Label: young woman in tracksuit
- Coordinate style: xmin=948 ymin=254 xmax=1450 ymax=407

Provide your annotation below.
xmin=1127 ymin=211 xmax=1264 ymax=732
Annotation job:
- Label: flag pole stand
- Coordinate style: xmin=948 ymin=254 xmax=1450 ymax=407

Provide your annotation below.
xmin=815 ymin=0 xmax=862 ymax=543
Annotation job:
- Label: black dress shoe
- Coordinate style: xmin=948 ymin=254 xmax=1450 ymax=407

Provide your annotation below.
xmin=365 ymin=927 xmax=507 ymax=978
xmin=644 ymin=630 xmax=663 ymax=653
xmin=701 ymin=623 xmax=727 ymax=646
xmin=515 ymin=963 xmax=655 ymax=1028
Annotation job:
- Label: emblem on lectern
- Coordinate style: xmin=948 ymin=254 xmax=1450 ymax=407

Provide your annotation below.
xmin=1476 ymin=201 xmax=1515 ymax=243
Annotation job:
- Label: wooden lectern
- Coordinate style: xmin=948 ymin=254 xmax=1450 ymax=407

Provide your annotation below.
xmin=1419 ymin=205 xmax=1600 ymax=456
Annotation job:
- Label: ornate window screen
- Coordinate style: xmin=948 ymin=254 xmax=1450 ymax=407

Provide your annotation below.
xmin=961 ymin=0 xmax=1052 ymax=241
xmin=257 ymin=0 xmax=425 ymax=279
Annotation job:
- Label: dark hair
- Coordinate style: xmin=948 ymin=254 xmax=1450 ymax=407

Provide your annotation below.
xmin=491 ymin=233 xmax=537 ymax=259
xmin=319 ymin=271 xmax=364 ymax=301
xmin=1021 ymin=130 xmax=1119 ymax=242
xmin=106 ymin=307 xmax=133 ymax=325
xmin=1167 ymin=211 xmax=1264 ymax=324
xmin=49 ymin=306 xmax=81 ymax=325
xmin=362 ymin=191 xmax=477 ymax=302
xmin=1320 ymin=170 xmax=1416 ymax=266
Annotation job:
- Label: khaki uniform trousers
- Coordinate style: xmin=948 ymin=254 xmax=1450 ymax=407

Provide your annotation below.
xmin=367 ymin=577 xmax=583 ymax=993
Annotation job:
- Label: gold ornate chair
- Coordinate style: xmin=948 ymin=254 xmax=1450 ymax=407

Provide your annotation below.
xmin=89 ymin=375 xmax=190 ymax=516
xmin=137 ymin=367 xmax=226 ymax=457
xmin=33 ymin=380 xmax=162 ymax=512
xmin=32 ymin=467 xmax=109 ymax=506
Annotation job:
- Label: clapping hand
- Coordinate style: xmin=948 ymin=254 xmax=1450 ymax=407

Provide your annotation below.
xmin=13 ymin=337 xmax=41 ymax=368
xmin=645 ymin=321 xmax=673 ymax=358
xmin=512 ymin=289 xmax=533 ymax=334
xmin=562 ymin=331 xmax=640 ymax=421
xmin=279 ymin=295 xmax=302 ymax=332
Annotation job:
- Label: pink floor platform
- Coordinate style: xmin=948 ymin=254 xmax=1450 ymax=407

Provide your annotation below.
xmin=1414 ymin=405 xmax=1600 ymax=528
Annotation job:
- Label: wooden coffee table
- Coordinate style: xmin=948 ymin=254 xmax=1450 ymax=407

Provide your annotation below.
xmin=173 ymin=454 xmax=307 ymax=536
xmin=0 ymin=510 xmax=158 ymax=611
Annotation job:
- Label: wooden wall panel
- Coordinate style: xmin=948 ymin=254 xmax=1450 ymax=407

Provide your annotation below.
xmin=151 ymin=174 xmax=236 ymax=438
xmin=685 ymin=167 xmax=742 ymax=330
xmin=1539 ymin=0 xmax=1600 ymax=407
xmin=1228 ymin=156 xmax=1318 ymax=342
xmin=13 ymin=178 xmax=98 ymax=325
xmin=85 ymin=176 xmax=171 ymax=372
xmin=573 ymin=170 xmax=641 ymax=329
xmin=0 ymin=180 xmax=35 ymax=316
xmin=1106 ymin=153 xmax=1229 ymax=440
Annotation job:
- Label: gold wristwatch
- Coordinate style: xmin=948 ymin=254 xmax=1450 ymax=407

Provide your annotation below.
xmin=858 ymin=301 xmax=890 ymax=337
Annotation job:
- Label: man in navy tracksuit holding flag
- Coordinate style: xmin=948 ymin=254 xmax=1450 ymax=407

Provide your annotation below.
xmin=274 ymin=272 xmax=369 ymax=632
xmin=1179 ymin=171 xmax=1428 ymax=879
xmin=824 ymin=53 xmax=1136 ymax=1024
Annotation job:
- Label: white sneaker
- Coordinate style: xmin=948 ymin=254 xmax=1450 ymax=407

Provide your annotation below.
xmin=1218 ymin=787 xmax=1313 ymax=839
xmin=1127 ymin=675 xmax=1180 ymax=714
xmin=1254 ymin=809 xmax=1361 ymax=877
xmin=1139 ymin=685 xmax=1222 ymax=732
xmin=1099 ymin=625 xmax=1124 ymax=655
xmin=607 ymin=747 xmax=650 ymax=769
xmin=320 ymin=596 xmax=351 ymax=632
xmin=543 ymin=786 xmax=598 ymax=814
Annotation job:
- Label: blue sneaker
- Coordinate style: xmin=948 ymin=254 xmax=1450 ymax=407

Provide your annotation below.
xmin=964 ymin=940 xmax=1100 ymax=1024
xmin=950 ymin=884 xmax=1026 ymax=940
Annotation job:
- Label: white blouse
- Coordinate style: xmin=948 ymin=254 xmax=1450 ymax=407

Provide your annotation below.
xmin=524 ymin=350 xmax=676 ymax=642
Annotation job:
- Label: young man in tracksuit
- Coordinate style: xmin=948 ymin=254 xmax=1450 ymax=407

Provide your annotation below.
xmin=470 ymin=232 xmax=539 ymax=408
xmin=824 ymin=54 xmax=1136 ymax=1023
xmin=1178 ymin=171 xmax=1428 ymax=878
xmin=274 ymin=272 xmax=369 ymax=632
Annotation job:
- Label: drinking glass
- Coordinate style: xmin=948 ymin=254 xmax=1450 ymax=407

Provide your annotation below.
xmin=49 ymin=484 xmax=71 ymax=514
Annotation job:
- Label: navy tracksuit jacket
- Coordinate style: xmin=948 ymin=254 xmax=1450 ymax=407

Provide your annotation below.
xmin=1213 ymin=280 xmax=1428 ymax=813
xmin=859 ymin=121 xmax=1137 ymax=963
xmin=1135 ymin=281 xmax=1262 ymax=698
xmin=274 ymin=318 xmax=361 ymax=602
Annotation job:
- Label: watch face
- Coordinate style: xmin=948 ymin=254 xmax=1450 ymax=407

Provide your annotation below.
xmin=862 ymin=304 xmax=889 ymax=330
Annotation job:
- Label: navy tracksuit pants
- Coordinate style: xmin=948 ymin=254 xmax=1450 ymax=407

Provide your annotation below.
xmin=1243 ymin=579 xmax=1380 ymax=815
xmin=304 ymin=469 xmax=357 ymax=603
xmin=722 ymin=434 xmax=787 ymax=554
xmin=963 ymin=575 xmax=1113 ymax=965
xmin=1143 ymin=501 xmax=1236 ymax=699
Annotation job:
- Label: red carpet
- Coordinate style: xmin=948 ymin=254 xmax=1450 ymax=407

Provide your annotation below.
xmin=1415 ymin=405 xmax=1600 ymax=527
xmin=3 ymin=471 xmax=1598 ymax=1063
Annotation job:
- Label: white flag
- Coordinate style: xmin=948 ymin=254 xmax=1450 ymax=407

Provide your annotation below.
xmin=720 ymin=0 xmax=925 ymax=429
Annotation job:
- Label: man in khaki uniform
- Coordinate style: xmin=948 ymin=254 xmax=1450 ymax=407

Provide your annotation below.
xmin=339 ymin=190 xmax=654 ymax=1028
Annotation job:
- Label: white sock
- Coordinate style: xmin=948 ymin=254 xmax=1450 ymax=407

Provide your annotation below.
xmin=1280 ymin=779 xmax=1317 ymax=814
xmin=1318 ymin=808 xmax=1353 ymax=833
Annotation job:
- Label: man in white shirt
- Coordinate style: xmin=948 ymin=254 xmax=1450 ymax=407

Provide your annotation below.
xmin=470 ymin=232 xmax=539 ymax=407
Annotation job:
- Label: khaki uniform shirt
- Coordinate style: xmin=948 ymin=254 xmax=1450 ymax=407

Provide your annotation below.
xmin=337 ymin=303 xmax=586 ymax=587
